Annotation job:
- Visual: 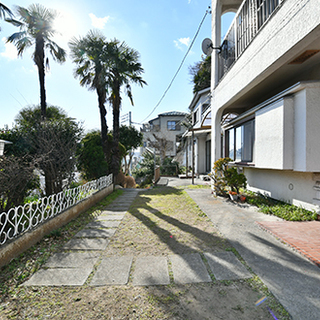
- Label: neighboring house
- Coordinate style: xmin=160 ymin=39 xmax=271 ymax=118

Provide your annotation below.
xmin=140 ymin=111 xmax=187 ymax=160
xmin=182 ymin=87 xmax=212 ymax=176
xmin=210 ymin=0 xmax=320 ymax=210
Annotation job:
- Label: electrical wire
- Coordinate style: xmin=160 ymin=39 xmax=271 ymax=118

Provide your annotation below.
xmin=139 ymin=6 xmax=211 ymax=124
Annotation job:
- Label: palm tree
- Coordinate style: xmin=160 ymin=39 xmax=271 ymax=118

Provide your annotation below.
xmin=0 ymin=3 xmax=12 ymax=23
xmin=69 ymin=30 xmax=110 ymax=163
xmin=7 ymin=4 xmax=66 ymax=121
xmin=104 ymin=39 xmax=146 ymax=178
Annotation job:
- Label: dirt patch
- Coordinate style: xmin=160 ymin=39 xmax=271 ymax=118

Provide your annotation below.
xmin=0 ymin=187 xmax=290 ymax=319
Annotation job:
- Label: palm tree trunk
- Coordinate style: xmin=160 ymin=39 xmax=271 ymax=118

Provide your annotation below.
xmin=111 ymin=82 xmax=121 ymax=182
xmin=35 ymin=36 xmax=47 ymax=121
xmin=97 ymin=88 xmax=110 ymax=171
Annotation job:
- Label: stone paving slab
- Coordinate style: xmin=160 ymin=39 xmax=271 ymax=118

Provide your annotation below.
xmin=62 ymin=238 xmax=110 ymax=251
xmin=132 ymin=256 xmax=170 ymax=286
xmin=44 ymin=252 xmax=100 ymax=268
xmin=111 ymin=199 xmax=135 ymax=204
xmin=94 ymin=214 xmax=125 ymax=221
xmin=106 ymin=205 xmax=130 ymax=213
xmin=204 ymin=252 xmax=252 ymax=280
xmin=90 ymin=256 xmax=133 ymax=286
xmin=74 ymin=228 xmax=117 ymax=238
xmin=100 ymin=210 xmax=127 ymax=216
xmin=107 ymin=205 xmax=131 ymax=211
xmin=23 ymin=268 xmax=92 ymax=286
xmin=86 ymin=220 xmax=121 ymax=229
xmin=170 ymin=253 xmax=211 ymax=284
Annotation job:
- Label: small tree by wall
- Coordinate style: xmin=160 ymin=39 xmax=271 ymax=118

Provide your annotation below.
xmin=119 ymin=125 xmax=143 ymax=174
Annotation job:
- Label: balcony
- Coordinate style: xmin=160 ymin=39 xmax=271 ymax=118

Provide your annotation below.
xmin=213 ymin=0 xmax=320 ymax=115
xmin=219 ymin=0 xmax=285 ymax=81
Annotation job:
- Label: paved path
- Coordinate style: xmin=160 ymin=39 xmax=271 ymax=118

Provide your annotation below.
xmin=23 ymin=188 xmax=251 ymax=288
xmin=186 ymin=188 xmax=320 ymax=320
xmin=256 ymin=220 xmax=320 ymax=267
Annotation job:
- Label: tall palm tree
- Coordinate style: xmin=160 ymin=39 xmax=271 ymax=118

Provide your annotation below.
xmin=69 ymin=30 xmax=111 ymax=163
xmin=0 ymin=3 xmax=12 ymax=22
xmin=7 ymin=4 xmax=66 ymax=120
xmin=104 ymin=39 xmax=146 ymax=178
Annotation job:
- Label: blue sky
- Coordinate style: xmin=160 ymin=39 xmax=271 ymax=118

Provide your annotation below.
xmin=0 ymin=0 xmax=233 ymax=132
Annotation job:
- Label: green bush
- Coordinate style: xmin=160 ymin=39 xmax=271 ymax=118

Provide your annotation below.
xmin=160 ymin=158 xmax=180 ymax=176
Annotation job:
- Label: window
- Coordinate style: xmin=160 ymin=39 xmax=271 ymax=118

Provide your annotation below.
xmin=206 ymin=140 xmax=211 ymax=172
xmin=226 ymin=119 xmax=254 ymax=162
xmin=193 ymin=110 xmax=199 ymax=124
xmin=167 ymin=121 xmax=180 ymax=131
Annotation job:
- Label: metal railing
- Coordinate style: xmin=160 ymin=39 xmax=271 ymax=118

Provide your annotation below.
xmin=219 ymin=0 xmax=284 ymax=80
xmin=0 ymin=174 xmax=113 ymax=246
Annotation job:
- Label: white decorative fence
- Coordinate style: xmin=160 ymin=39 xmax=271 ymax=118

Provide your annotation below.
xmin=0 ymin=174 xmax=113 ymax=246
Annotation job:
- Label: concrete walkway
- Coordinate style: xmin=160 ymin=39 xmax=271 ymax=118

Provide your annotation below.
xmin=186 ymin=188 xmax=320 ymax=320
xmin=22 ymin=181 xmax=320 ymax=319
xmin=23 ymin=188 xmax=251 ymax=288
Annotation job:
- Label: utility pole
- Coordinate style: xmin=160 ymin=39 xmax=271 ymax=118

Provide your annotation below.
xmin=192 ymin=130 xmax=195 ymax=185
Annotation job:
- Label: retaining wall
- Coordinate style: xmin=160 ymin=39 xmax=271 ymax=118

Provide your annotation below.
xmin=0 ymin=184 xmax=113 ymax=268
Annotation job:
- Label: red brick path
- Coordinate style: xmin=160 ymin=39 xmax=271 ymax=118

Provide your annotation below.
xmin=256 ymin=221 xmax=320 ymax=267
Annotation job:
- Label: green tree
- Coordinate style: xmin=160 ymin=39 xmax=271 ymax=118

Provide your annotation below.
xmin=77 ymin=131 xmax=109 ymax=181
xmin=104 ymin=39 xmax=146 ymax=180
xmin=119 ymin=125 xmax=143 ymax=174
xmin=7 ymin=4 xmax=66 ymax=120
xmin=189 ymin=55 xmax=211 ymax=94
xmin=69 ymin=30 xmax=111 ymax=164
xmin=132 ymin=151 xmax=160 ymax=186
xmin=15 ymin=105 xmax=83 ymax=195
xmin=0 ymin=127 xmax=39 ymax=212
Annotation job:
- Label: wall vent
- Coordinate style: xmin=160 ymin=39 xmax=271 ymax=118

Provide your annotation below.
xmin=289 ymin=50 xmax=320 ymax=64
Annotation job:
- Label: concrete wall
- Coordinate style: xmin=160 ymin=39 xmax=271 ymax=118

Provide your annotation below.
xmin=0 ymin=185 xmax=113 ymax=268
xmin=245 ymin=168 xmax=318 ymax=212
xmin=295 ymin=85 xmax=320 ymax=172
xmin=255 ymin=97 xmax=294 ymax=170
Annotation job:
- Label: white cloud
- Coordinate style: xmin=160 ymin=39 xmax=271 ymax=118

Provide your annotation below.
xmin=174 ymin=37 xmax=191 ymax=50
xmin=89 ymin=13 xmax=110 ymax=29
xmin=0 ymin=37 xmax=18 ymax=60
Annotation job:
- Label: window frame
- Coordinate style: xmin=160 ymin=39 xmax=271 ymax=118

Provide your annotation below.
xmin=167 ymin=120 xmax=180 ymax=131
xmin=225 ymin=119 xmax=255 ymax=163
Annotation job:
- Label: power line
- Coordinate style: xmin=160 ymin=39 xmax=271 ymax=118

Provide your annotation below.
xmin=140 ymin=6 xmax=211 ymax=124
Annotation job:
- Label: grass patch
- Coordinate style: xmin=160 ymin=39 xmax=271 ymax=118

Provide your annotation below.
xmin=244 ymin=190 xmax=317 ymax=221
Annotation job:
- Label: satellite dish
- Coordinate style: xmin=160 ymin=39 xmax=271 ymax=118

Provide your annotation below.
xmin=202 ymin=38 xmax=213 ymax=56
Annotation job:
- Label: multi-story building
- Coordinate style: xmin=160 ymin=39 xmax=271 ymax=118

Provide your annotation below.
xmin=210 ymin=0 xmax=320 ymax=210
xmin=183 ymin=87 xmax=212 ymax=176
xmin=141 ymin=111 xmax=187 ymax=160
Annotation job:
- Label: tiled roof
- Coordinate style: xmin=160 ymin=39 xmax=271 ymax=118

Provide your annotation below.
xmin=158 ymin=111 xmax=188 ymax=117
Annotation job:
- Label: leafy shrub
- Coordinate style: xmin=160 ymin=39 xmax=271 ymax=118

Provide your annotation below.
xmin=160 ymin=158 xmax=180 ymax=176
xmin=211 ymin=158 xmax=246 ymax=195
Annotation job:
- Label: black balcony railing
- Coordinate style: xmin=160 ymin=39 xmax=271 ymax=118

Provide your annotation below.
xmin=218 ymin=0 xmax=284 ymax=81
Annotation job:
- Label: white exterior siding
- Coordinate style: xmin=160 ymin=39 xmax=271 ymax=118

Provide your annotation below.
xmin=245 ymin=168 xmax=317 ymax=211
xmin=255 ymin=97 xmax=294 ymax=170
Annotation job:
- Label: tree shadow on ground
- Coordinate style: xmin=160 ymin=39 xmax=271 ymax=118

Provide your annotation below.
xmin=129 ymin=186 xmax=227 ymax=255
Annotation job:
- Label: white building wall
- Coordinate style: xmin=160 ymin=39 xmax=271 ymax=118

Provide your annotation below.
xmin=255 ymin=98 xmax=294 ymax=170
xmin=245 ymin=168 xmax=317 ymax=212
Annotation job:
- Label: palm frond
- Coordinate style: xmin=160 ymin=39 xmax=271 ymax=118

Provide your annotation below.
xmin=46 ymin=41 xmax=66 ymax=63
xmin=0 ymin=3 xmax=13 ymax=19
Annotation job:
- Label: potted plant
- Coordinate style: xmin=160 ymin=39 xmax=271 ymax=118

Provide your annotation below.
xmin=225 ymin=167 xmax=247 ymax=201
xmin=228 ymin=190 xmax=238 ymax=201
